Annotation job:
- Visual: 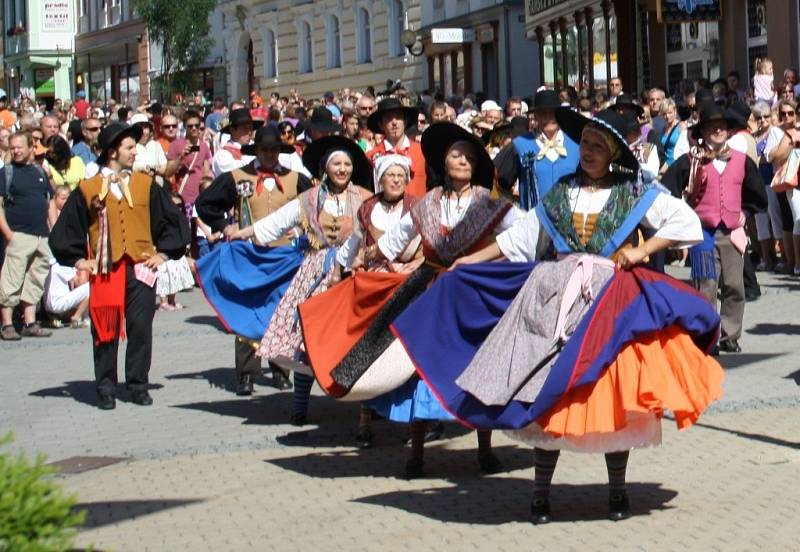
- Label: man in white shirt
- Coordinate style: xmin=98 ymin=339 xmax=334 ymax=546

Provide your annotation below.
xmin=44 ymin=262 xmax=90 ymax=325
xmin=211 ymin=108 xmax=256 ymax=177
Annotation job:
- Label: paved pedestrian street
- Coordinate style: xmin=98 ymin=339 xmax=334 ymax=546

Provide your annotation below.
xmin=2 ymin=268 xmax=799 ymax=551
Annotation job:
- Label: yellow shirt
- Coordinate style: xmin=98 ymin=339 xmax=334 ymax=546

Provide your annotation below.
xmin=50 ymin=156 xmax=86 ymax=190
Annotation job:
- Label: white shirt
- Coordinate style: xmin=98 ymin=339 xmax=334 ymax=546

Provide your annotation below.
xmin=496 ymin=186 xmax=702 ymax=261
xmin=630 ymin=140 xmax=661 ymax=181
xmin=337 ymin=200 xmax=406 ymax=268
xmin=377 ymin=196 xmax=523 ymax=261
xmin=99 ymin=166 xmax=131 ymax=199
xmin=212 ymin=142 xmax=255 ymax=177
xmin=672 ymin=128 xmax=690 ymax=161
xmin=279 ymin=151 xmax=312 ymax=179
xmin=253 ymin=194 xmax=349 ymax=245
xmin=383 ymin=135 xmax=411 ymax=154
xmin=763 ymin=126 xmax=786 ymax=166
xmin=133 ymin=140 xmax=168 ymax=185
xmin=85 ymin=162 xmax=100 ymax=178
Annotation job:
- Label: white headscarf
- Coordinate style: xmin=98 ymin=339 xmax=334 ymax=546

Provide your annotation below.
xmin=373 ymin=154 xmax=411 ymax=194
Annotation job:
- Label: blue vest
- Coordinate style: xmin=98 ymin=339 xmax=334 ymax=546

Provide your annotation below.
xmin=513 ymin=132 xmax=580 ymax=210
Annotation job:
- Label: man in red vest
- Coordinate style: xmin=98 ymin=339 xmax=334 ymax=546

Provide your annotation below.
xmin=366 ymin=98 xmax=427 ymax=197
xmin=662 ymin=104 xmax=767 ymax=354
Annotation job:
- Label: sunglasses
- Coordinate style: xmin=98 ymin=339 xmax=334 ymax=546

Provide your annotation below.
xmin=85 ymin=126 xmax=101 ymax=132
xmin=161 ymin=124 xmax=178 ymax=129
xmin=780 ymin=111 xmax=796 ymax=117
xmin=185 ymin=124 xmax=201 ymax=129
xmin=757 ymin=115 xmax=771 ymax=120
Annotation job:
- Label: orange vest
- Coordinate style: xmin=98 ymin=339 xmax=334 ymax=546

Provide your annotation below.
xmin=367 ymin=140 xmax=427 ymax=198
xmin=232 ymin=166 xmax=299 ymax=246
xmin=79 ymin=172 xmax=157 ymax=263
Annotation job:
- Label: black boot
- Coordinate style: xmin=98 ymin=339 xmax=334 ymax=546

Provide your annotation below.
xmin=236 ymin=374 xmax=254 ymax=396
xmin=608 ymin=490 xmax=632 ymax=521
xmin=530 ymin=497 xmax=552 ymax=525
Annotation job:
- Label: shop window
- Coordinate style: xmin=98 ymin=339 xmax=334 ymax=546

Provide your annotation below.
xmin=667 ymin=63 xmax=684 ymax=92
xmin=592 ymin=16 xmax=607 ymax=90
xmin=608 ymin=16 xmax=618 ymax=79
xmin=543 ymin=34 xmax=555 ymax=88
xmin=326 ymin=15 xmax=342 ymax=69
xmin=686 ymin=60 xmax=704 ymax=82
xmin=746 ymin=0 xmax=767 ymax=74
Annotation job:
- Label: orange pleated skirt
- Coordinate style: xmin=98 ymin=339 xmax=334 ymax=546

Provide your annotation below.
xmin=299 ymin=271 xmax=409 ymax=397
xmin=510 ymin=326 xmax=723 ymax=452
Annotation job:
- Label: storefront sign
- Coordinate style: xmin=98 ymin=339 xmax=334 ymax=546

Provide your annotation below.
xmin=527 ymin=0 xmax=567 ymax=17
xmin=431 ymin=28 xmax=475 ymax=44
xmin=35 ymin=69 xmax=55 ymax=96
xmin=43 ymin=1 xmax=71 ymax=31
xmin=657 ymin=0 xmax=721 ymax=23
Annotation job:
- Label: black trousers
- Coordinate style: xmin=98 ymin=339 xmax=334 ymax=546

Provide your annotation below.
xmin=235 ymin=337 xmax=261 ymax=378
xmin=92 ymin=264 xmax=156 ymax=394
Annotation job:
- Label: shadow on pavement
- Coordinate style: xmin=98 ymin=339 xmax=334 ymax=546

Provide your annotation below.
xmin=266 ymin=443 xmax=534 ymax=480
xmin=164 ymin=367 xmax=286 ymax=394
xmin=786 ymin=369 xmax=800 ymax=385
xmin=747 ymin=323 xmax=800 ymax=335
xmin=75 ymin=499 xmax=202 ymax=528
xmin=183 ymin=315 xmax=227 ymax=332
xmin=29 ymin=382 xmax=163 ymax=408
xmin=29 ymin=380 xmax=97 ymax=407
xmin=691 ymin=421 xmax=800 ymax=450
xmin=716 ymin=353 xmax=785 ymax=370
xmin=354 ymin=479 xmax=677 ymax=524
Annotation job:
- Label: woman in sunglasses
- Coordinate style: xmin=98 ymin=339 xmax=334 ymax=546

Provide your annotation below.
xmin=777 ymin=99 xmax=800 ymax=275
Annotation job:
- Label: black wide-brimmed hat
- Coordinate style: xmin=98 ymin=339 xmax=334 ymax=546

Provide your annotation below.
xmin=531 ymin=89 xmax=561 ymax=111
xmin=367 ymin=98 xmax=418 ymax=134
xmin=302 ymin=135 xmax=373 ymax=190
xmin=614 ymin=93 xmax=644 ymax=117
xmin=242 ymin=125 xmax=296 ymax=156
xmin=421 ymin=122 xmax=495 ymax=189
xmin=221 ymin=108 xmax=264 ymax=134
xmin=621 ymin=112 xmax=642 ymax=136
xmin=304 ymin=106 xmax=343 ymax=135
xmin=482 ymin=116 xmax=529 ymax=145
xmin=96 ymin=122 xmax=143 ymax=166
xmin=727 ymin=101 xmax=752 ymax=131
xmin=556 ymin=107 xmax=640 ymax=173
xmin=691 ymin=103 xmax=738 ymax=140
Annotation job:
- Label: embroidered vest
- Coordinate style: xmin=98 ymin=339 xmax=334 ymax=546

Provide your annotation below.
xmin=299 ymin=184 xmax=372 ymax=250
xmin=572 ymin=212 xmax=637 ymax=263
xmin=80 ymin=172 xmax=156 ymax=263
xmin=232 ymin=165 xmax=299 ymax=246
xmin=513 ymin=132 xmax=580 ymax=210
xmin=410 ymin=187 xmax=511 ymax=267
xmin=693 ymin=150 xmax=746 ymax=230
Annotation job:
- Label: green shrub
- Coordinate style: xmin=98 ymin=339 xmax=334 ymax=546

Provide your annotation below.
xmin=0 ymin=433 xmax=85 ymax=552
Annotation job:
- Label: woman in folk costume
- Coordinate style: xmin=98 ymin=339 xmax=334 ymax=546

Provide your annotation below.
xmin=298 ymin=154 xmax=423 ymax=449
xmin=390 ymin=109 xmax=724 ymax=521
xmin=49 ymin=123 xmax=190 ymax=410
xmin=357 ymin=122 xmax=524 ymax=478
xmin=230 ymin=136 xmax=374 ymax=424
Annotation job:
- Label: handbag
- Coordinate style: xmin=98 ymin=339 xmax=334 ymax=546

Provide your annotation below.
xmin=770 ymin=148 xmax=800 ymax=192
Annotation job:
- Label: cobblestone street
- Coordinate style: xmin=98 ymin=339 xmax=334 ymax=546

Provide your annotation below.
xmin=2 ymin=268 xmax=799 ymax=550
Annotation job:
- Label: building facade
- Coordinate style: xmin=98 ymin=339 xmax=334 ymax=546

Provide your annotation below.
xmin=73 ymin=0 xmax=150 ymax=106
xmin=2 ymin=0 xmax=76 ymax=103
xmin=219 ymin=0 xmax=425 ymax=101
xmin=524 ymin=0 xmax=800 ymax=97
xmin=420 ymin=0 xmax=538 ymax=102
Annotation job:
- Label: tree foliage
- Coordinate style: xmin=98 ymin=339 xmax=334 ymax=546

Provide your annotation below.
xmin=0 ymin=433 xmax=85 ymax=551
xmin=134 ymin=0 xmax=216 ymax=101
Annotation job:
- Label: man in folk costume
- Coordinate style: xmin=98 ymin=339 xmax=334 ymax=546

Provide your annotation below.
xmin=49 ymin=123 xmax=190 ymax=409
xmin=211 ymin=108 xmax=259 ymax=177
xmin=493 ymin=89 xmax=579 ymax=210
xmin=195 ymin=125 xmax=313 ymax=395
xmin=366 ymin=98 xmax=427 ymax=197
xmin=662 ymin=104 xmax=767 ymax=353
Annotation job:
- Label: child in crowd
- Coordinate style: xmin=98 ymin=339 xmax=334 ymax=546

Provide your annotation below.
xmin=754 ymin=58 xmax=777 ymax=106
xmin=156 ymin=192 xmax=196 ymax=311
xmin=47 ymin=184 xmax=70 ymax=230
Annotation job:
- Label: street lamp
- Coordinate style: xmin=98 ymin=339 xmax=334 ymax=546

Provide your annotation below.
xmin=401 ymin=29 xmax=424 ymax=57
